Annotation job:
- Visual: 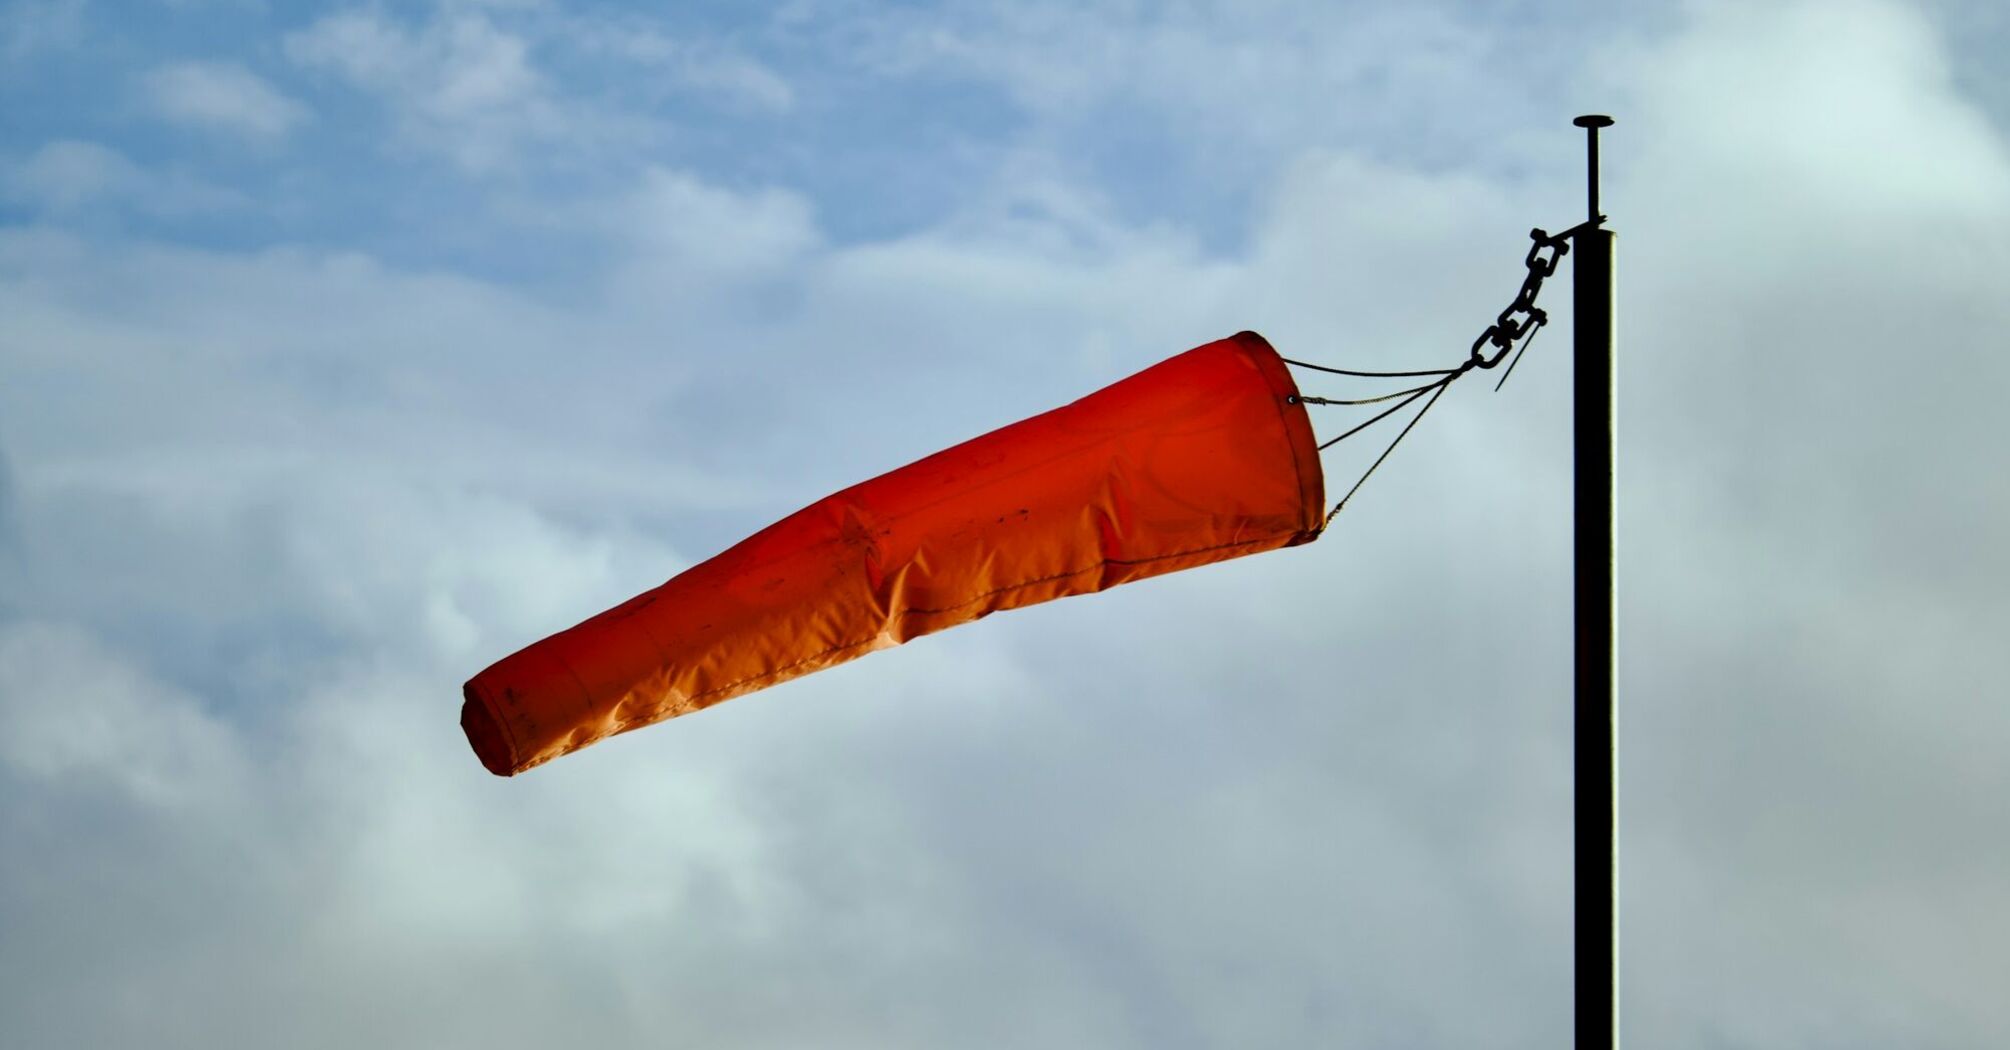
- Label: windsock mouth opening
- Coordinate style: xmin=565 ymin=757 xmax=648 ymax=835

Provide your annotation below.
xmin=461 ymin=683 xmax=517 ymax=777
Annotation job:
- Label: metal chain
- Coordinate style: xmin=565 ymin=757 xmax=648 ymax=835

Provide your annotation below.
xmin=1468 ymin=227 xmax=1570 ymax=370
xmin=1285 ymin=216 xmax=1602 ymax=525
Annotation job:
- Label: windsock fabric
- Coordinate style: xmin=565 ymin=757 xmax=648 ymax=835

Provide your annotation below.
xmin=462 ymin=331 xmax=1326 ymax=775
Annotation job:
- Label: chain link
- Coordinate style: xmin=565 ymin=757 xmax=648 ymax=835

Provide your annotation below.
xmin=1286 ymin=217 xmax=1601 ymax=522
xmin=1468 ymin=227 xmax=1570 ymax=369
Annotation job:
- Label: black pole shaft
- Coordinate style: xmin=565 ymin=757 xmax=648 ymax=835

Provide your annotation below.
xmin=1571 ymin=114 xmax=1616 ymax=1050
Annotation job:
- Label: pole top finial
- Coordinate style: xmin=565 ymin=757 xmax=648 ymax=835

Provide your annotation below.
xmin=1573 ymin=115 xmax=1613 ymax=223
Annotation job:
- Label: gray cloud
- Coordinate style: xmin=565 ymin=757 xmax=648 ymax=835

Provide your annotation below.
xmin=2 ymin=1 xmax=2007 ymax=1048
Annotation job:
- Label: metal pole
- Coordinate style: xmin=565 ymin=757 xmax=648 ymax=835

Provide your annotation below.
xmin=1570 ymin=113 xmax=1616 ymax=1050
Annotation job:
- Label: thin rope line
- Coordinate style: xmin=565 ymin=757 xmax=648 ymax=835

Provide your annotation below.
xmin=1493 ymin=319 xmax=1545 ymax=392
xmin=1297 ymin=221 xmax=1573 ymax=523
xmin=1281 ymin=356 xmax=1457 ymax=379
xmin=1315 ymin=378 xmax=1449 ymax=451
xmin=1297 ymin=381 xmax=1442 ymax=407
xmin=1325 ymin=376 xmax=1455 ymax=525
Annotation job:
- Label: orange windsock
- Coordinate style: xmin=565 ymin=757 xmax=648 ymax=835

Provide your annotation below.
xmin=462 ymin=331 xmax=1325 ymax=775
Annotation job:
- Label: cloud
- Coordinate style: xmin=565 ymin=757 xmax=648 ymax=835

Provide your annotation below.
xmin=284 ymin=7 xmax=575 ymax=172
xmin=621 ymin=167 xmax=818 ymax=266
xmin=2 ymin=139 xmax=134 ymax=211
xmin=0 ymin=621 xmax=249 ymax=808
xmin=280 ymin=5 xmax=794 ymax=174
xmin=0 ymin=0 xmax=85 ymax=60
xmin=1613 ymin=0 xmax=2010 ymax=222
xmin=0 ymin=142 xmax=1569 ymax=1043
xmin=142 ymin=61 xmax=310 ymax=139
xmin=0 ymin=445 xmax=20 ymax=612
xmin=669 ymin=46 xmax=795 ymax=113
xmin=815 ymin=0 xmax=1599 ymax=187
xmin=4 ymin=0 xmax=2010 ymax=1047
xmin=1 ymin=139 xmax=249 ymax=215
xmin=565 ymin=19 xmax=796 ymax=114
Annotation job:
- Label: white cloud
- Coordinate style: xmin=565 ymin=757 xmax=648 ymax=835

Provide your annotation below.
xmin=0 ymin=0 xmax=85 ymax=59
xmin=1611 ymin=0 xmax=2010 ymax=224
xmin=822 ymin=0 xmax=1553 ymax=185
xmin=2 ymin=139 xmax=135 ymax=210
xmin=5 ymin=0 xmax=2010 ymax=1047
xmin=614 ymin=167 xmax=819 ymax=273
xmin=285 ymin=7 xmax=574 ymax=171
xmin=1 ymin=139 xmax=249 ymax=215
xmin=0 ymin=621 xmax=248 ymax=808
xmin=565 ymin=17 xmax=796 ymax=113
xmin=279 ymin=6 xmax=796 ymax=173
xmin=143 ymin=60 xmax=309 ymax=139
xmin=672 ymin=45 xmax=795 ymax=113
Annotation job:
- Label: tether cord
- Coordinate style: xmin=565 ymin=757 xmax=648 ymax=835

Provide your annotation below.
xmin=1290 ymin=316 xmax=1545 ymax=524
xmin=1306 ymin=380 xmax=1445 ymax=451
xmin=1324 ymin=376 xmax=1453 ymax=527
xmin=1494 ymin=319 xmax=1545 ymax=392
xmin=1297 ymin=381 xmax=1442 ymax=408
xmin=1286 ymin=221 xmax=1581 ymax=523
xmin=1281 ymin=357 xmax=1456 ymax=379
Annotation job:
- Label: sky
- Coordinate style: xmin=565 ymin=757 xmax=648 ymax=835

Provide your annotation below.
xmin=3 ymin=0 xmax=2008 ymax=1046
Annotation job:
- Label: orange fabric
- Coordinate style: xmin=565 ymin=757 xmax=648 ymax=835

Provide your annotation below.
xmin=462 ymin=331 xmax=1325 ymax=775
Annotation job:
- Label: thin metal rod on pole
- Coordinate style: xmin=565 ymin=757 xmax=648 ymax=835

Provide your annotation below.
xmin=1571 ymin=112 xmax=1617 ymax=1050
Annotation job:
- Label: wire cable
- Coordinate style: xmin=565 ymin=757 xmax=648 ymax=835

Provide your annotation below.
xmin=1493 ymin=319 xmax=1545 ymax=392
xmin=1280 ymin=357 xmax=1458 ymax=379
xmin=1322 ymin=377 xmax=1454 ymax=527
xmin=1312 ymin=378 xmax=1450 ymax=452
xmin=1295 ymin=381 xmax=1443 ymax=407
